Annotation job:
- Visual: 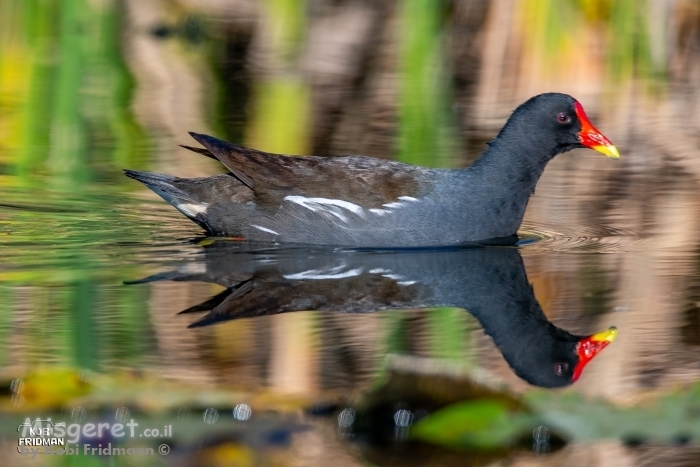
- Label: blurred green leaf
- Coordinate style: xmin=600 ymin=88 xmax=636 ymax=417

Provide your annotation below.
xmin=412 ymin=399 xmax=535 ymax=449
xmin=526 ymin=385 xmax=700 ymax=443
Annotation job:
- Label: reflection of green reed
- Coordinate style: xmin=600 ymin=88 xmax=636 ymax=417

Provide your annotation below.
xmin=0 ymin=187 xmax=160 ymax=372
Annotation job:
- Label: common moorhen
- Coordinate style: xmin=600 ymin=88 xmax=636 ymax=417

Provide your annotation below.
xmin=125 ymin=93 xmax=618 ymax=247
xmin=130 ymin=243 xmax=617 ymax=387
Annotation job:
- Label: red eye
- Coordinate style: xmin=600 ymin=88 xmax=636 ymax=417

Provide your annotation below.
xmin=554 ymin=362 xmax=569 ymax=376
xmin=557 ymin=112 xmax=571 ymax=124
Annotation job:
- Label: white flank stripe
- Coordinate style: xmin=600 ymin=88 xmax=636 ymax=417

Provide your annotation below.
xmin=398 ymin=196 xmax=419 ymax=202
xmin=327 ymin=211 xmax=348 ymax=222
xmin=284 ymin=195 xmax=365 ymax=218
xmin=251 ymin=225 xmax=279 ymax=235
xmin=398 ymin=281 xmax=417 ymax=286
xmin=369 ymin=208 xmax=390 ymax=215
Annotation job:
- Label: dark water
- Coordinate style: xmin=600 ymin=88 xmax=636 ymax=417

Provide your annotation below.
xmin=4 ymin=1 xmax=700 ymax=466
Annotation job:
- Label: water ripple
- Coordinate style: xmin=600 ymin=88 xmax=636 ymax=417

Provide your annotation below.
xmin=519 ymin=221 xmax=641 ymax=254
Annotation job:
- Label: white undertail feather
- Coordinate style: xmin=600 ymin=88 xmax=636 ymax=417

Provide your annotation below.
xmin=174 ymin=202 xmax=208 ymax=217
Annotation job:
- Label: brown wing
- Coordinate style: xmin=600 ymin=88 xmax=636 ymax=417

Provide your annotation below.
xmin=186 ymin=132 xmax=425 ymax=209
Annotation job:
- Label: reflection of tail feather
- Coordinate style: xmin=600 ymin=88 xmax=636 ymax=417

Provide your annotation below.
xmin=178 ymin=288 xmax=233 ymax=314
xmin=178 ymin=279 xmax=254 ymax=315
xmin=186 ymin=281 xmax=299 ymax=328
xmin=124 ymin=268 xmax=214 ymax=285
xmin=123 ymin=271 xmax=183 ymax=285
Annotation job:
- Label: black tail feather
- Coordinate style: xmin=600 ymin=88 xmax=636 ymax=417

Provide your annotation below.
xmin=187 ymin=132 xmax=255 ymax=189
xmin=179 ymin=144 xmax=217 ymax=160
xmin=123 ymin=170 xmax=200 ymax=204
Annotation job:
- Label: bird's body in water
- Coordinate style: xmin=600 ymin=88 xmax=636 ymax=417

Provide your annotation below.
xmin=125 ymin=93 xmax=618 ymax=247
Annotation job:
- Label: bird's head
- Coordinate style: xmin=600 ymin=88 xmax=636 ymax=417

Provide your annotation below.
xmin=510 ymin=93 xmax=620 ymax=160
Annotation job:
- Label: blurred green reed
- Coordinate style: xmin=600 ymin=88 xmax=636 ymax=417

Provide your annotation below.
xmin=397 ymin=0 xmax=457 ymax=167
xmin=0 ymin=0 xmax=150 ymax=371
xmin=396 ymin=0 xmax=469 ymax=362
xmin=524 ymin=0 xmax=665 ymax=84
xmin=247 ymin=0 xmax=309 ymax=154
xmin=0 ymin=0 xmax=147 ymax=182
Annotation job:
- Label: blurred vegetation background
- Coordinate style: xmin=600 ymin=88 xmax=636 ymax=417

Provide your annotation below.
xmin=3 ymin=0 xmax=700 ymax=465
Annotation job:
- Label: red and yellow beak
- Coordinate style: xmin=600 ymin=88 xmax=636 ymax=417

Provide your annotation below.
xmin=574 ymin=102 xmax=620 ymax=159
xmin=572 ymin=326 xmax=618 ymax=382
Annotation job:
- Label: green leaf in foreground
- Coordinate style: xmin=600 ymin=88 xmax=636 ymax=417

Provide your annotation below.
xmin=411 ymin=399 xmax=536 ymax=449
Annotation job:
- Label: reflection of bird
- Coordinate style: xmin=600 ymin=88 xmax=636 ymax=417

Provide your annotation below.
xmin=124 ymin=93 xmax=618 ymax=247
xmin=131 ymin=244 xmax=617 ymax=388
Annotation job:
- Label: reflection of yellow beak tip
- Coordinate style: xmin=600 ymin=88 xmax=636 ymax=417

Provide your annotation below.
xmin=591 ymin=326 xmax=618 ymax=343
xmin=593 ymin=144 xmax=620 ymax=159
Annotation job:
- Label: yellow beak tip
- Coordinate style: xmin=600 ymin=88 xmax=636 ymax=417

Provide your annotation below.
xmin=592 ymin=326 xmax=618 ymax=343
xmin=593 ymin=144 xmax=620 ymax=159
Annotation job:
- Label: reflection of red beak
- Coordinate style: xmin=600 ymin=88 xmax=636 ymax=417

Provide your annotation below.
xmin=574 ymin=102 xmax=620 ymax=159
xmin=572 ymin=326 xmax=618 ymax=382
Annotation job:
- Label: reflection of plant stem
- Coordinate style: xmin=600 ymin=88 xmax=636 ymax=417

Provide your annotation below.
xmin=428 ymin=308 xmax=468 ymax=361
xmin=0 ymin=287 xmax=11 ymax=366
xmin=71 ymin=277 xmax=99 ymax=370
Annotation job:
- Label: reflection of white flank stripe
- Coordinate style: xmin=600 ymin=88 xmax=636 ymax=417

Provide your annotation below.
xmin=398 ymin=281 xmax=417 ymax=286
xmin=251 ymin=225 xmax=279 ymax=235
xmin=183 ymin=262 xmax=206 ymax=274
xmin=284 ymin=266 xmax=363 ymax=280
xmin=283 ymin=195 xmax=365 ymax=221
xmin=382 ymin=274 xmax=404 ymax=281
xmin=382 ymin=202 xmax=404 ymax=209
